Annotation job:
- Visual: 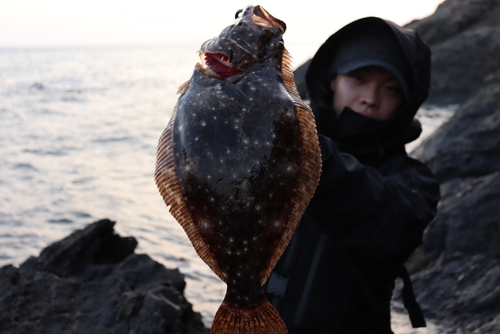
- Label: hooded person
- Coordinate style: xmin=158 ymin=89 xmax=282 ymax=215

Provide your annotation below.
xmin=263 ymin=17 xmax=440 ymax=334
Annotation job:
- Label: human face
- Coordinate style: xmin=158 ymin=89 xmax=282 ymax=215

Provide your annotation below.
xmin=330 ymin=66 xmax=405 ymax=120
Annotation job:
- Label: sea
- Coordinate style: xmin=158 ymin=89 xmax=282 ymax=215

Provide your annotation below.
xmin=0 ymin=43 xmax=456 ymax=333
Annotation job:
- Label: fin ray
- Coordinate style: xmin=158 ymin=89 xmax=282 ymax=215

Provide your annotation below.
xmin=211 ymin=295 xmax=287 ymax=334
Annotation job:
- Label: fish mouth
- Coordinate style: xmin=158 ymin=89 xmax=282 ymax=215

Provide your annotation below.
xmin=197 ymin=5 xmax=286 ymax=79
xmin=200 ymin=52 xmax=242 ymax=78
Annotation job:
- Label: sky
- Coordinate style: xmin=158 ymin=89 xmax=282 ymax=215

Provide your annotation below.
xmin=1 ymin=0 xmax=444 ymax=48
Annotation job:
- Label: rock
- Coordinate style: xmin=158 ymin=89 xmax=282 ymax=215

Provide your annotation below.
xmin=0 ymin=219 xmax=208 ymax=334
xmin=406 ymin=0 xmax=500 ymax=105
xmin=404 ymin=0 xmax=496 ymax=46
xmin=400 ymin=3 xmax=500 ymax=332
xmin=397 ymin=254 xmax=500 ymax=333
xmin=425 ymin=27 xmax=500 ymax=105
xmin=417 ymin=171 xmax=500 ymax=262
xmin=405 ymin=77 xmax=500 ymax=333
xmin=411 ymin=82 xmax=500 ymax=183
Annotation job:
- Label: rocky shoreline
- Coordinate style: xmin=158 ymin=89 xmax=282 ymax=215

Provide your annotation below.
xmin=403 ymin=0 xmax=500 ymax=332
xmin=2 ymin=0 xmax=500 ymax=332
xmin=0 ymin=219 xmax=209 ymax=334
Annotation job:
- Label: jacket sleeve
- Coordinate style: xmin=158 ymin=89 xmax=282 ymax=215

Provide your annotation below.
xmin=307 ymin=134 xmax=441 ymax=262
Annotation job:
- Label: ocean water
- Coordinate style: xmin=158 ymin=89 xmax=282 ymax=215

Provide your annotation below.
xmin=0 ymin=43 xmax=454 ymax=332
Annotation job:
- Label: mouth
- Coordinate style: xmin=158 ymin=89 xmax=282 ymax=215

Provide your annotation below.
xmin=201 ymin=52 xmax=242 ymax=78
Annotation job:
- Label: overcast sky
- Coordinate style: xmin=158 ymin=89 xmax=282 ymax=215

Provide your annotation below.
xmin=1 ymin=0 xmax=443 ymax=48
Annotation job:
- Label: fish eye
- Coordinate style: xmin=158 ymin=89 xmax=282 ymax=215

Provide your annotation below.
xmin=235 ymin=9 xmax=243 ymax=19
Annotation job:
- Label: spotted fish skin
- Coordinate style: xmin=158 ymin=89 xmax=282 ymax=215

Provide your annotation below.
xmin=155 ymin=5 xmax=321 ymax=334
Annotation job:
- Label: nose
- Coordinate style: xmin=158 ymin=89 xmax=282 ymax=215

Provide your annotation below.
xmin=359 ymin=89 xmax=379 ymax=111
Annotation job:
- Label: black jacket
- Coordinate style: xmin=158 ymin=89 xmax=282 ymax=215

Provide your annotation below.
xmin=264 ymin=17 xmax=440 ymax=333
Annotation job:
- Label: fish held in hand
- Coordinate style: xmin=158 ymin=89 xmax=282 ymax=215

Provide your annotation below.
xmin=155 ymin=5 xmax=321 ymax=333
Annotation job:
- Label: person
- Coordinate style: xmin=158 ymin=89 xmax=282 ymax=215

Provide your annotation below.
xmin=263 ymin=17 xmax=440 ymax=333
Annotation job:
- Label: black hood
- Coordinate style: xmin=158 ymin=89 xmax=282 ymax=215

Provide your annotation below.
xmin=305 ymin=17 xmax=431 ymax=157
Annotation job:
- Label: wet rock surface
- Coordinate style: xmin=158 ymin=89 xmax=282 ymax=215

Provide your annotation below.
xmin=0 ymin=219 xmax=209 ymax=334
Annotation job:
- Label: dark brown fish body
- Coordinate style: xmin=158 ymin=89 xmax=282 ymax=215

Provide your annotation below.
xmin=155 ymin=5 xmax=321 ymax=333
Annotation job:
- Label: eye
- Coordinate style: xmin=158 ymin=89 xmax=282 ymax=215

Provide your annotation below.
xmin=235 ymin=9 xmax=243 ymax=19
xmin=352 ymin=74 xmax=363 ymax=81
xmin=385 ymin=84 xmax=402 ymax=95
xmin=348 ymin=72 xmax=364 ymax=82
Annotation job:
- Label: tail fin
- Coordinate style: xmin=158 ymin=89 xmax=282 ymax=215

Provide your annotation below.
xmin=211 ymin=296 xmax=287 ymax=333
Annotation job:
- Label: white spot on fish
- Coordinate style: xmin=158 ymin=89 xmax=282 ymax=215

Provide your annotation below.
xmin=201 ymin=120 xmax=207 ymax=126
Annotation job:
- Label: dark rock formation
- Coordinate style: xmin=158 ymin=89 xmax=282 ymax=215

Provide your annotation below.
xmin=0 ymin=219 xmax=208 ymax=334
xmin=407 ymin=0 xmax=500 ymax=105
xmin=411 ymin=83 xmax=500 ymax=183
xmin=402 ymin=2 xmax=500 ymax=332
xmin=406 ymin=83 xmax=500 ymax=333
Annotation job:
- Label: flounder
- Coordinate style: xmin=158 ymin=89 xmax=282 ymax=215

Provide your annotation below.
xmin=155 ymin=5 xmax=321 ymax=333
